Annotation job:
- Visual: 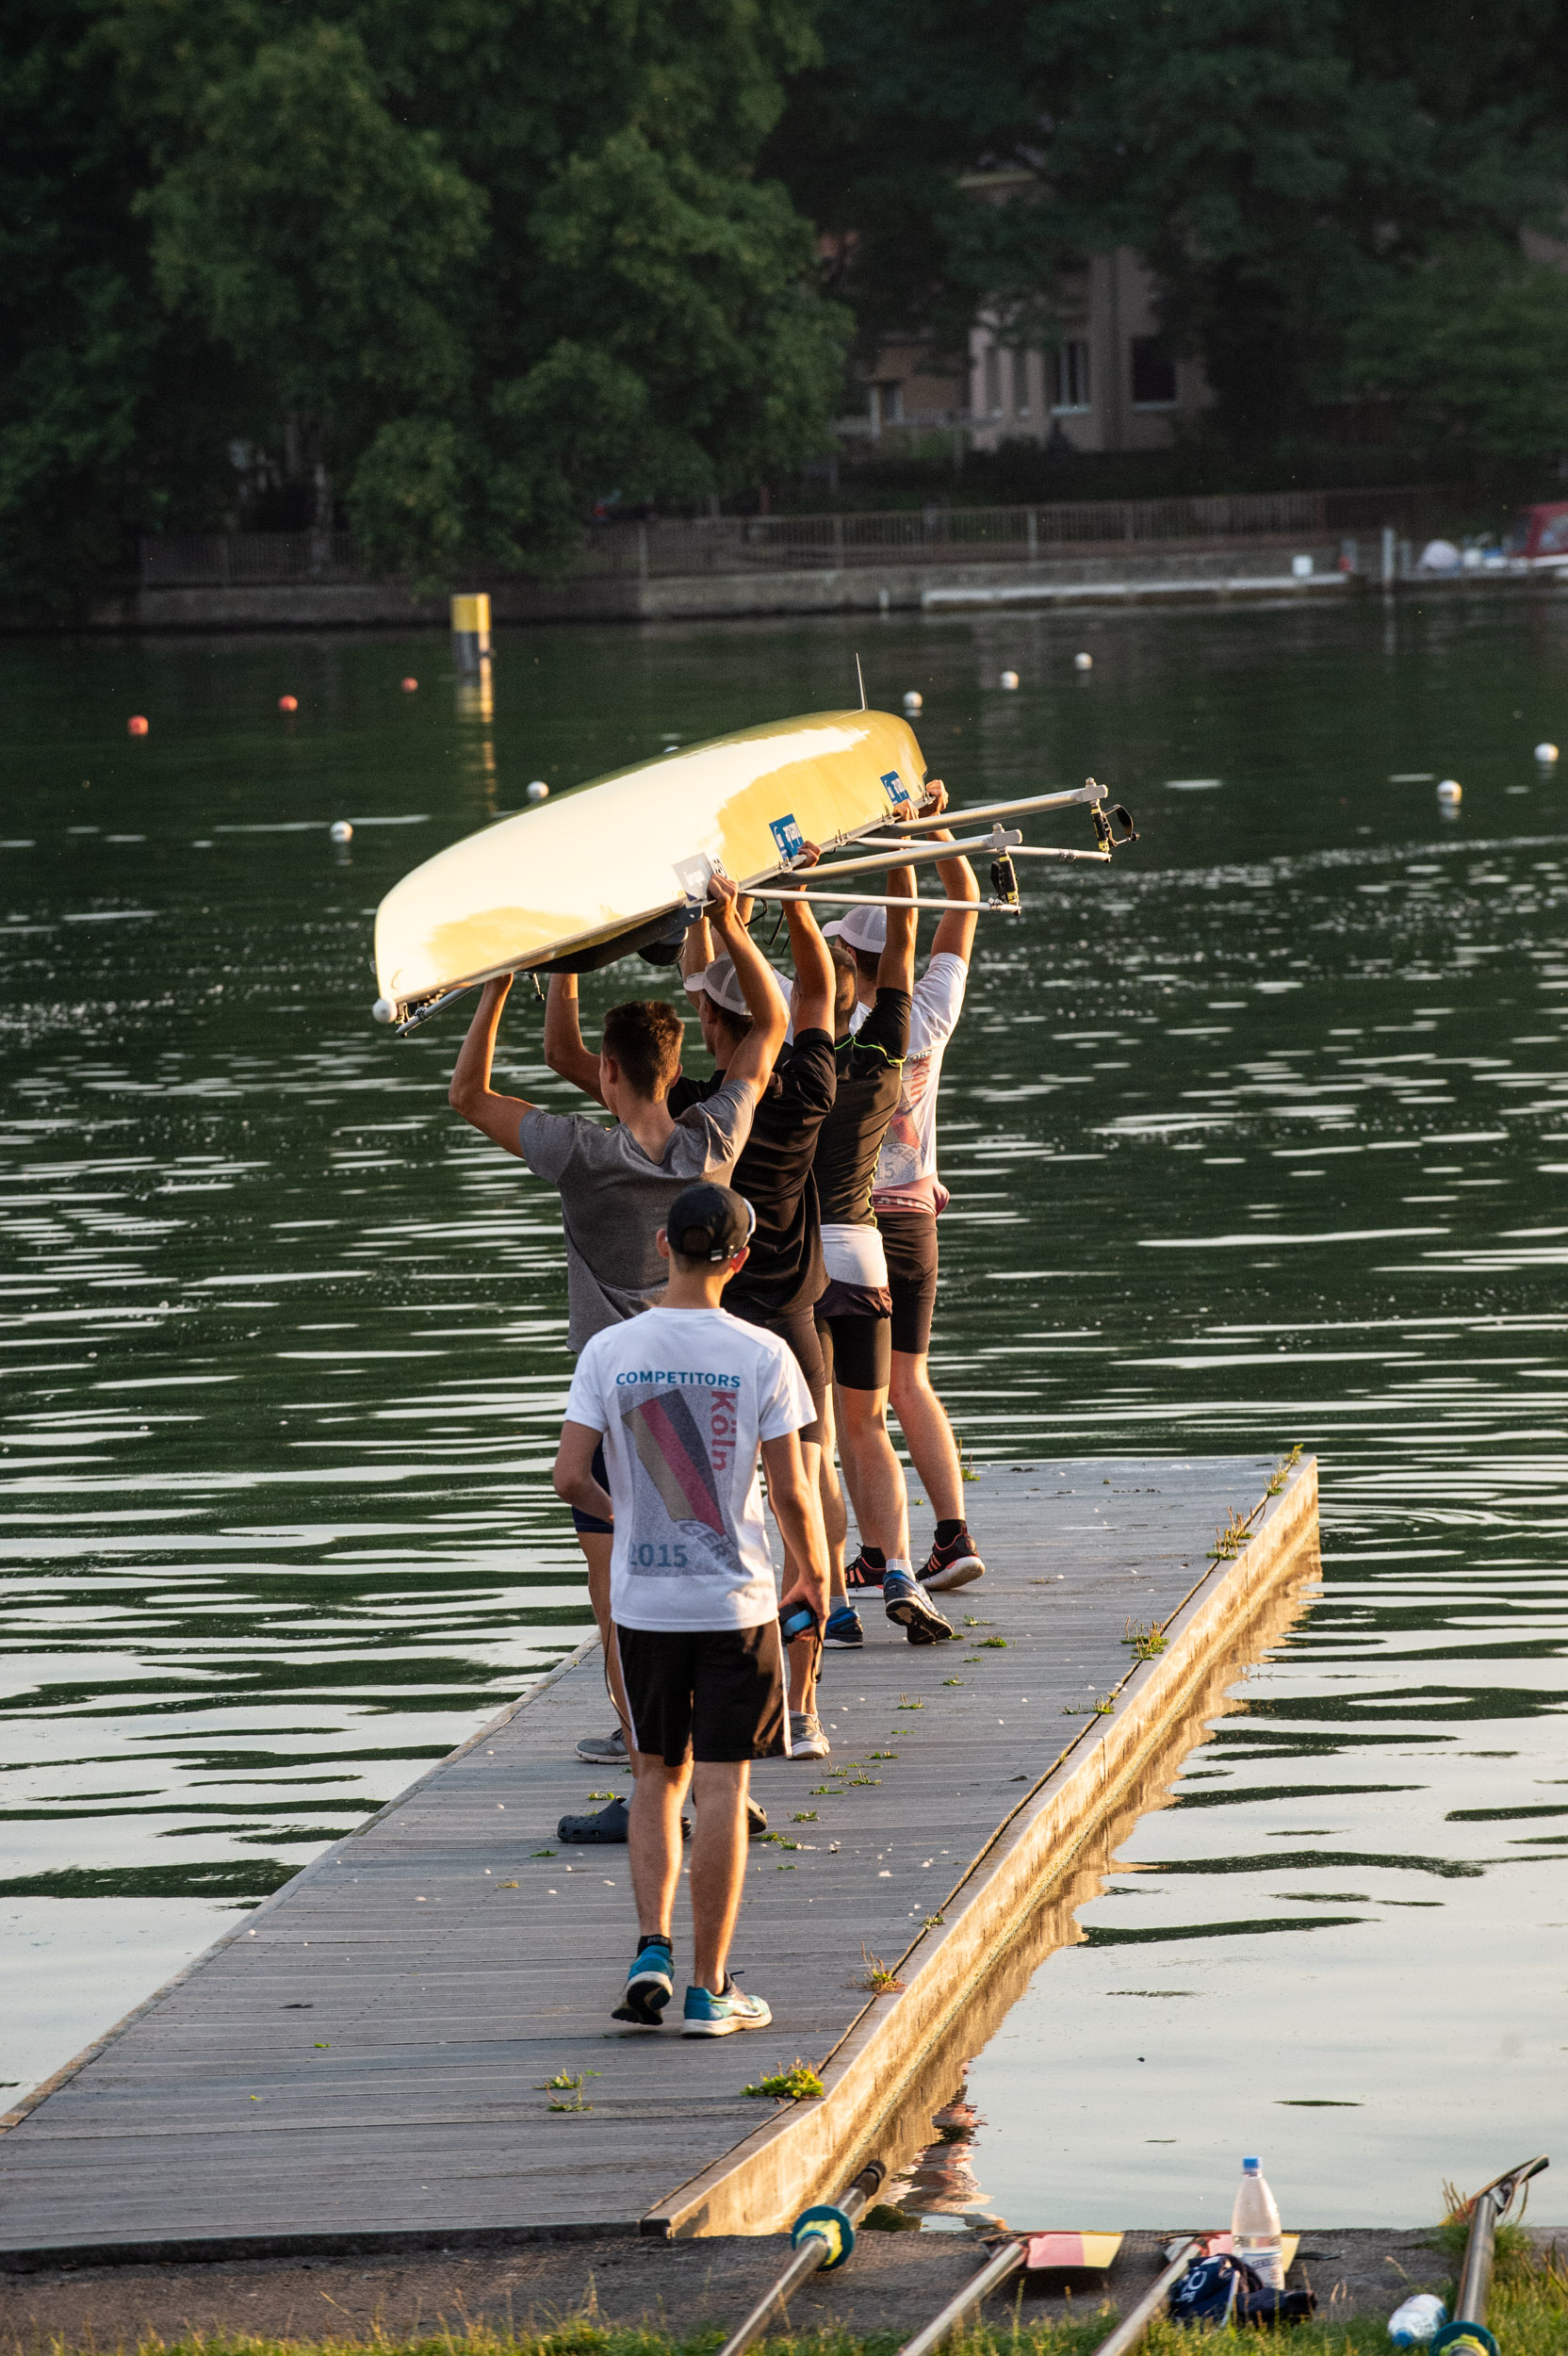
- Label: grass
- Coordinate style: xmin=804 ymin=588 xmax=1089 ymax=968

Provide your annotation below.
xmin=1121 ymin=1617 xmax=1168 ymax=1660
xmin=739 ymin=2057 xmax=825 ymax=2100
xmin=50 ymin=2262 xmax=1568 ymax=2356
xmin=852 ymin=1943 xmax=906 ymax=1992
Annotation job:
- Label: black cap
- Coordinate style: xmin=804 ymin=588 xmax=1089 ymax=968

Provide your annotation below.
xmin=666 ymin=1182 xmax=756 ymax=1264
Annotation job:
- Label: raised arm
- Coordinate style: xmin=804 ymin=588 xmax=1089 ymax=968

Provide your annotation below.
xmin=878 ymin=861 xmax=917 ymax=996
xmin=679 ymin=911 xmax=712 ymax=989
xmin=710 ymin=875 xmax=787 ymax=1099
xmin=543 ymin=972 xmax=606 ymax=1104
xmin=921 ymin=780 xmax=980 ymax=964
xmin=448 ymin=975 xmax=537 ymax=1155
xmin=784 ymin=894 xmax=834 ymax=1036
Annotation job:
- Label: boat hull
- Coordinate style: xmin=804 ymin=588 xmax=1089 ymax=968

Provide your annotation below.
xmin=374 ymin=708 xmax=926 ymax=1016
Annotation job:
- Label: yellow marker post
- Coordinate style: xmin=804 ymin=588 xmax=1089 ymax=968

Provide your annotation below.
xmin=450 ymin=593 xmax=491 ymax=675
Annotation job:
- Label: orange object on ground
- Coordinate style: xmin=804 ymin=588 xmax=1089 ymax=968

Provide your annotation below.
xmin=126 ymin=715 xmax=149 ymax=736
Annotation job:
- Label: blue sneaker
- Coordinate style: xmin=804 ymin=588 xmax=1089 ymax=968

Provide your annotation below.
xmin=824 ymin=1604 xmax=864 ymax=1648
xmin=612 ymin=1934 xmax=674 ymax=2026
xmin=681 ymin=1975 xmax=773 ymax=2037
xmin=884 ymin=1567 xmax=955 ymax=1644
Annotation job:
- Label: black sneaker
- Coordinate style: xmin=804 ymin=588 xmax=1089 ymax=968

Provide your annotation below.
xmin=883 ymin=1568 xmax=955 ymax=1644
xmin=920 ymin=1530 xmax=986 ymax=1593
xmin=843 ymin=1551 xmax=885 ymax=1591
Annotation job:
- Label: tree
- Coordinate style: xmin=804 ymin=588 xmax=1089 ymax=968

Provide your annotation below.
xmin=2 ymin=0 xmax=851 ymax=604
xmin=1346 ymin=243 xmax=1568 ymax=464
xmin=767 ymin=0 xmax=1568 ymax=449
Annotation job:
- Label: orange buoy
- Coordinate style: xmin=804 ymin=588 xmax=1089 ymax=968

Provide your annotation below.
xmin=127 ymin=715 xmax=149 ymax=737
xmin=278 ymin=695 xmax=299 ymax=712
xmin=400 ymin=676 xmax=418 ymax=693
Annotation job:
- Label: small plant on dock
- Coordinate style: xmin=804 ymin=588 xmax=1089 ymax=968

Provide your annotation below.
xmin=1091 ymin=1694 xmax=1115 ymax=1716
xmin=1209 ymin=1506 xmax=1256 ymax=1560
xmin=1122 ymin=1617 xmax=1168 ymax=1659
xmin=977 ymin=1636 xmax=1008 ymax=1649
xmin=792 ymin=1810 xmax=818 ymax=1822
xmin=942 ymin=1677 xmax=964 ymax=1686
xmin=855 ymin=1944 xmax=906 ymax=1992
xmin=741 ymin=2057 xmax=824 ymax=2100
xmin=540 ymin=2068 xmax=598 ymax=2113
xmin=896 ymin=1693 xmax=923 ymax=1710
xmin=1266 ymin=1441 xmax=1306 ymax=1497
xmin=844 ymin=1769 xmax=881 ymax=1787
xmin=922 ymin=1912 xmax=945 ymax=1929
xmin=870 ymin=1749 xmax=897 ymax=1760
xmin=954 ymin=1432 xmax=980 ymax=1481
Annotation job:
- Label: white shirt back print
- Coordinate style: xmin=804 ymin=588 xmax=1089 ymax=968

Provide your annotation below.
xmin=564 ymin=1306 xmax=813 ymax=1632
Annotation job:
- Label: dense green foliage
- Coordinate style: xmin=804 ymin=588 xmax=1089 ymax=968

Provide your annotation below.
xmin=0 ymin=0 xmax=850 ymax=605
xmin=770 ymin=0 xmax=1568 ymax=453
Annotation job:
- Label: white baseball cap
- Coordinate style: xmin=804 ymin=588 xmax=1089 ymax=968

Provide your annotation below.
xmin=697 ymin=955 xmax=794 ymax=1023
xmin=821 ymin=905 xmax=887 ymax=953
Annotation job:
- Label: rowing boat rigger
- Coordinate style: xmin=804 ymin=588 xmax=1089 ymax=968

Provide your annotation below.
xmin=371 ymin=706 xmax=1135 ymax=1033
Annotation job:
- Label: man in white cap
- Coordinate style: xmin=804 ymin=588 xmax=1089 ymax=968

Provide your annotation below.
xmin=820 ymin=788 xmax=983 ymax=1641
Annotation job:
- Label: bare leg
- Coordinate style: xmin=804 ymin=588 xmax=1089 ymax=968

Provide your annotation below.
xmin=629 ymin=1754 xmax=692 ymax=1936
xmin=688 ymin=1758 xmax=751 ymax=1990
xmin=779 ymin=1437 xmax=825 ymax=1712
xmin=816 ymin=1385 xmax=850 ymax=1606
xmin=835 ymin=1380 xmax=910 ymax=1565
xmin=889 ymin=1351 xmax=965 ymax=1527
xmin=580 ymin=1530 xmax=631 ymax=1734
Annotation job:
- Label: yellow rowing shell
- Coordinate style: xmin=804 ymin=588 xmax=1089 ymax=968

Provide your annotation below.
xmin=374 ymin=707 xmax=926 ymax=1019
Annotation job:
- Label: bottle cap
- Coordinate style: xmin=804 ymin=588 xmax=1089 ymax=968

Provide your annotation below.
xmin=1242 ymin=2157 xmax=1260 ymax=2170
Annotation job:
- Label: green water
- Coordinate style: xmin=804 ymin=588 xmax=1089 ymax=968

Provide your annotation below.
xmin=2 ymin=598 xmax=1566 ymax=2220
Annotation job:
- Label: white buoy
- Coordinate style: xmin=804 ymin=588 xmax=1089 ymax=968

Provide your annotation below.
xmin=1073 ymin=651 xmax=1093 ymax=671
xmin=1436 ymin=779 xmax=1462 ymax=807
xmin=371 ymin=997 xmax=395 ymax=1024
xmin=330 ymin=819 xmax=353 ymax=843
xmin=1000 ymin=670 xmax=1020 ymax=691
xmin=525 ymin=779 xmax=549 ymax=803
xmin=903 ymin=689 xmax=923 ymax=713
xmin=1535 ymin=742 xmax=1559 ymax=765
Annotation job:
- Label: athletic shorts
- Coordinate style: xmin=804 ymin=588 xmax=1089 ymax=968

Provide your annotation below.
xmin=879 ymin=1209 xmax=939 ymax=1357
xmin=570 ymin=1438 xmax=612 ymax=1536
xmin=728 ymin=1299 xmax=826 ymax=1446
xmin=613 ymin=1621 xmax=789 ymax=1766
xmin=815 ymin=1284 xmax=892 ymax=1395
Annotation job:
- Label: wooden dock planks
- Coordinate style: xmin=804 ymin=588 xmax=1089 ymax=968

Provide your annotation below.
xmin=0 ymin=1455 xmax=1317 ymax=2264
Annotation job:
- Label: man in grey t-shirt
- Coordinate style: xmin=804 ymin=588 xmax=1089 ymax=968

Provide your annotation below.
xmin=448 ymin=875 xmax=788 ymax=1811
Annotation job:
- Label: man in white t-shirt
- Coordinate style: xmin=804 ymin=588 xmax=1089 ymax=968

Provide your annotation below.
xmin=823 ymin=783 xmax=985 ymax=1637
xmin=553 ymin=1182 xmax=826 ymax=2036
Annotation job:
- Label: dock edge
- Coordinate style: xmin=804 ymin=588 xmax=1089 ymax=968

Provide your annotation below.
xmin=645 ymin=1452 xmax=1319 ymax=2237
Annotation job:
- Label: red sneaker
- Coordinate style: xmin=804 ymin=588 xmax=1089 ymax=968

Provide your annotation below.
xmin=920 ymin=1530 xmax=986 ymax=1592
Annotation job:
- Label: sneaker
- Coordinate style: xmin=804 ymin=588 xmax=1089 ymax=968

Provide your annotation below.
xmin=823 ymin=1605 xmax=864 ymax=1648
xmin=884 ymin=1567 xmax=955 ymax=1645
xmin=920 ymin=1530 xmax=987 ymax=1593
xmin=612 ymin=1933 xmax=674 ymax=2027
xmin=790 ymin=1710 xmax=829 ymax=1760
xmin=576 ymin=1726 xmax=629 ymax=1764
xmin=843 ymin=1551 xmax=885 ymax=1592
xmin=746 ymin=1797 xmax=768 ymax=1840
xmin=681 ymin=1975 xmax=773 ymax=2037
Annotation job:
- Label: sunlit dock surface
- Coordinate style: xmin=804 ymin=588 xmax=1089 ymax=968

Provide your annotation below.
xmin=0 ymin=1455 xmax=1317 ymax=2265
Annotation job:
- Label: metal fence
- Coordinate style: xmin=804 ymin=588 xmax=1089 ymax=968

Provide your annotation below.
xmin=139 ymin=489 xmax=1425 ymax=590
xmin=139 ymin=532 xmax=362 ymax=587
xmin=582 ymin=489 xmax=1427 ymax=577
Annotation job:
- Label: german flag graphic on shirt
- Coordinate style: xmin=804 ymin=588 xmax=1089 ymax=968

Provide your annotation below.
xmin=625 ymin=1385 xmax=727 ymax=1535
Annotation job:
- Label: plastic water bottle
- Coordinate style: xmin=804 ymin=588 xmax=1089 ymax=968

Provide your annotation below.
xmin=1231 ymin=2156 xmax=1283 ymax=2289
xmin=1387 ymin=2293 xmax=1447 ymax=2346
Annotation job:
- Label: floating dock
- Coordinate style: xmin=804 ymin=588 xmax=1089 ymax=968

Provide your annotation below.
xmin=0 ymin=1454 xmax=1317 ymax=2266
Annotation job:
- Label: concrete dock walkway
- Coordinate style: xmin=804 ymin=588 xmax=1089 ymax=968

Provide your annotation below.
xmin=0 ymin=1455 xmax=1317 ymax=2266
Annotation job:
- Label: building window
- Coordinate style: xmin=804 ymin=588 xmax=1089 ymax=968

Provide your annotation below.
xmin=983 ymin=346 xmax=1003 ymax=417
xmin=1050 ymin=340 xmax=1091 ymax=413
xmin=1130 ymin=336 xmax=1178 ymax=408
xmin=1011 ymin=350 xmax=1030 ymax=417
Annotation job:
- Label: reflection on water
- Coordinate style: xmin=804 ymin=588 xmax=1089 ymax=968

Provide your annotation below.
xmin=2 ymin=602 xmax=1566 ymax=2217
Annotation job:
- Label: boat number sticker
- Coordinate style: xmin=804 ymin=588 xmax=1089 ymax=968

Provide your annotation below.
xmin=769 ymin=812 xmax=805 ymax=863
xmin=881 ymin=768 xmax=912 ymax=810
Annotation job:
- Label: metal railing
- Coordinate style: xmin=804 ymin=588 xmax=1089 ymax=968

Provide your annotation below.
xmin=139 ymin=489 xmax=1426 ymax=590
xmin=139 ymin=531 xmax=361 ymax=587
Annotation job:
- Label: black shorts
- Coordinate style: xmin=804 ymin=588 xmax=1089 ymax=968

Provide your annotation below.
xmin=728 ymin=1299 xmax=825 ymax=1446
xmin=571 ymin=1438 xmax=612 ymax=1536
xmin=880 ymin=1210 xmax=939 ymax=1357
xmin=613 ymin=1621 xmax=789 ymax=1766
xmin=815 ymin=1290 xmax=892 ymax=1394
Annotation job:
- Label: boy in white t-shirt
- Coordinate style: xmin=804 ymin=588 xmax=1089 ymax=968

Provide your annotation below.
xmin=553 ymin=1183 xmax=826 ymax=2036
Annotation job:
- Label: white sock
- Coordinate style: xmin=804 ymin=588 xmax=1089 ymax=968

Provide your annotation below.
xmin=887 ymin=1556 xmax=913 ymax=1580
